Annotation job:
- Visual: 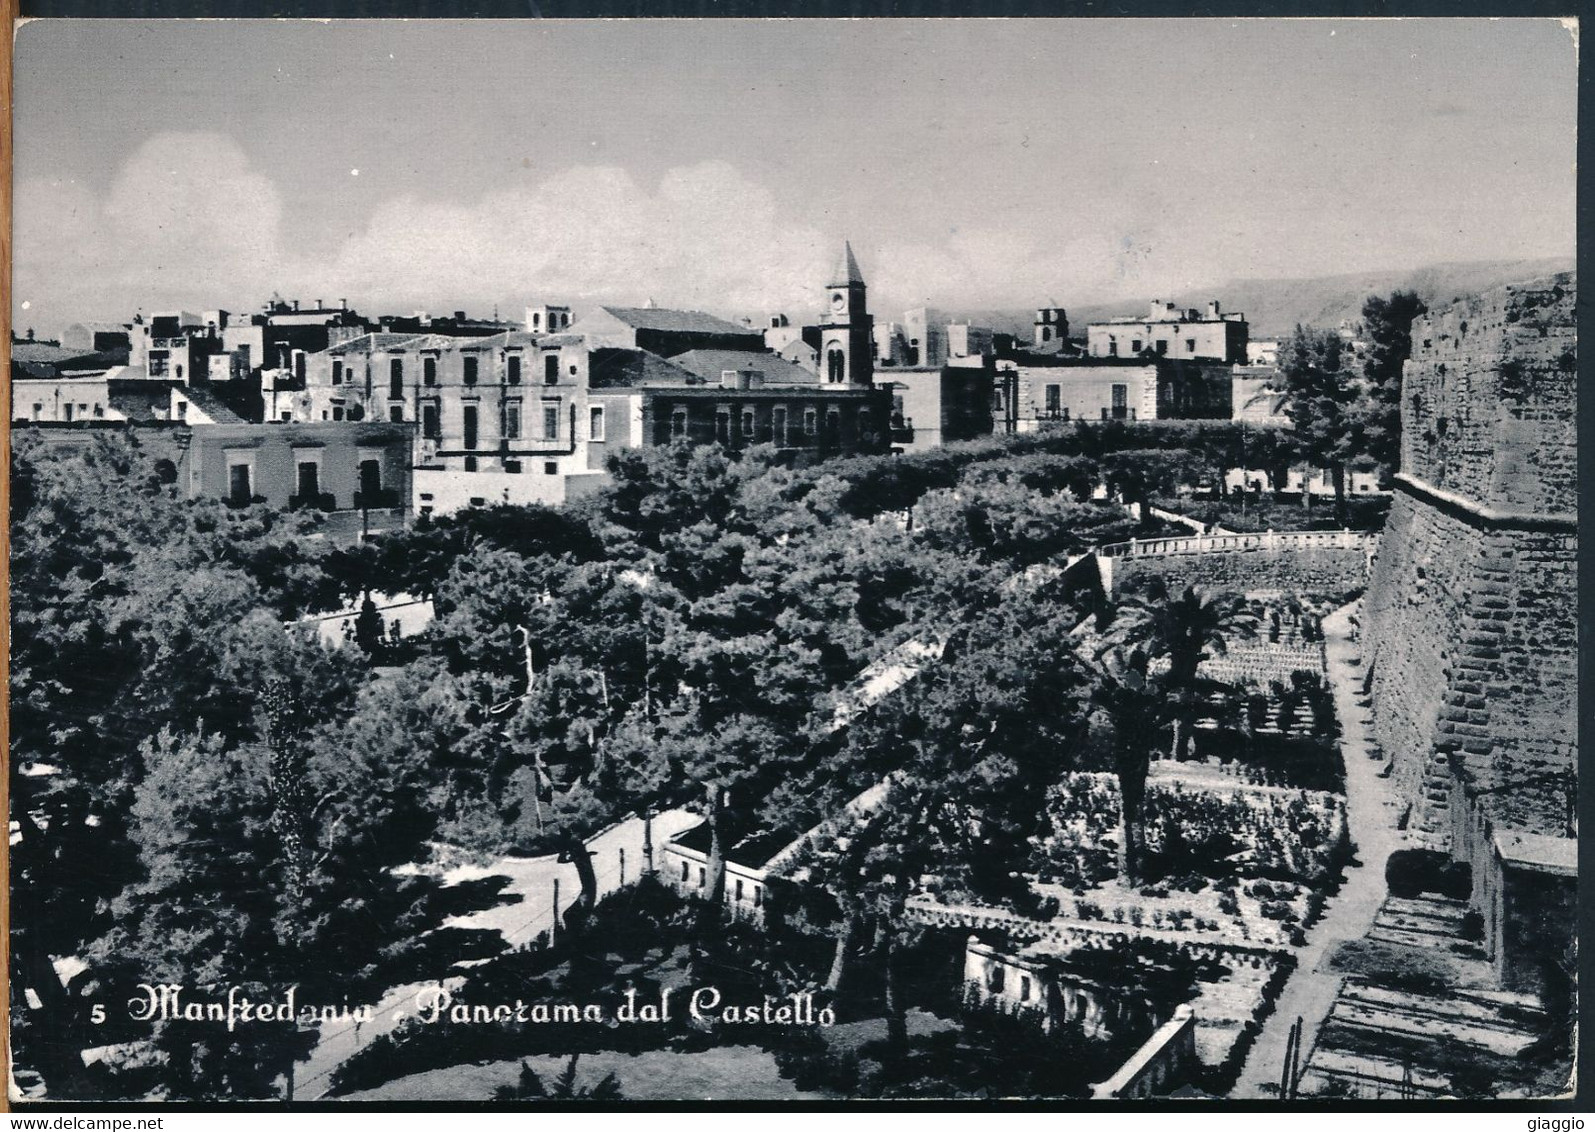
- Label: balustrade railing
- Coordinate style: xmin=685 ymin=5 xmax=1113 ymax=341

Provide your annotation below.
xmin=1095 ymin=529 xmax=1378 ymax=560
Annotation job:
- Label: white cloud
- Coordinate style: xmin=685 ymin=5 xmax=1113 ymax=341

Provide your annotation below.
xmin=16 ymin=136 xmax=1166 ymax=332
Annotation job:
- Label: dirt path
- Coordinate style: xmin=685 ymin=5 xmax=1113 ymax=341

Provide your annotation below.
xmin=295 ymin=809 xmax=702 ymax=1099
xmin=1229 ymin=600 xmax=1409 ymax=1098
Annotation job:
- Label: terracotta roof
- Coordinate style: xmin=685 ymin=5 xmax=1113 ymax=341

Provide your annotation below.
xmin=597 ymin=306 xmax=757 ymax=337
xmin=327 ymin=333 xmax=427 ymax=355
xmin=182 ymin=386 xmax=246 ymax=424
xmin=588 ymin=347 xmax=706 ymax=389
xmin=669 ymin=349 xmax=818 ymax=387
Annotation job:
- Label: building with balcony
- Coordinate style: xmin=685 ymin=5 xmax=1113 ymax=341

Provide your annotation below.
xmin=1012 ymin=359 xmax=1235 ymax=430
xmin=879 ymin=365 xmax=1001 ymax=452
xmin=187 ymin=419 xmax=415 ymax=540
xmin=1087 ymin=300 xmax=1249 ymax=364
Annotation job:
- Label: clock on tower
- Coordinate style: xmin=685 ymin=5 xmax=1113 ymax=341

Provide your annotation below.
xmin=819 ymin=241 xmax=873 ymax=388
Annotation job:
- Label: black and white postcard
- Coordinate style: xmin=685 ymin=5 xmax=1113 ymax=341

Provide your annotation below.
xmin=7 ymin=17 xmax=1579 ymax=1107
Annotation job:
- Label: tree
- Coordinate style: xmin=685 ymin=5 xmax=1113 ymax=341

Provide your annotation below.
xmin=1278 ymin=325 xmax=1359 ymax=525
xmin=494 ymin=1054 xmax=622 ymax=1100
xmin=1093 ymin=581 xmax=1256 ymax=881
xmin=1359 ymin=290 xmax=1429 ymax=474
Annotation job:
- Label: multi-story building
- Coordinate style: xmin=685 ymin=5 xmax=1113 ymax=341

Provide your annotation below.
xmin=283 ymin=245 xmax=890 ymax=516
xmin=1011 ymin=359 xmax=1234 ymax=430
xmin=1087 ymin=300 xmax=1249 ymax=364
xmin=879 ymin=364 xmax=1000 ymax=452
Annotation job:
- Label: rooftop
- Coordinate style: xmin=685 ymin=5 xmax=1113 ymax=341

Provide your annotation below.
xmin=596 ymin=306 xmax=758 ymax=337
xmin=1495 ymin=829 xmax=1576 ymax=876
xmin=588 ymin=347 xmax=706 ymax=389
xmin=670 ymin=348 xmax=817 ymax=387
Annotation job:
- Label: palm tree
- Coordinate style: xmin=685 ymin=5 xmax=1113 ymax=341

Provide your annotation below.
xmin=494 ymin=1054 xmax=623 ymax=1101
xmin=1093 ymin=581 xmax=1257 ymax=880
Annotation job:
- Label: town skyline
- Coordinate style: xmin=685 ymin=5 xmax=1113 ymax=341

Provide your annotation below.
xmin=13 ymin=18 xmax=1577 ymax=336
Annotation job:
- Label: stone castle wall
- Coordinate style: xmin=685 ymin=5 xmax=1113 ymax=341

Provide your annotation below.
xmin=1400 ymin=274 xmax=1577 ymax=515
xmin=1364 ymin=275 xmax=1577 ymax=842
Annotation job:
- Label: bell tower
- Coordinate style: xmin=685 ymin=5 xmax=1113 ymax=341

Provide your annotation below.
xmin=819 ymin=241 xmax=874 ymax=387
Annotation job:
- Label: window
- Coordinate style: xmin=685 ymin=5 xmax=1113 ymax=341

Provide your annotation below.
xmin=542 ymin=404 xmax=559 ymax=441
xmin=389 ymin=359 xmax=404 ymax=398
xmin=715 ymin=410 xmax=730 ymax=444
xmin=423 ymin=357 xmax=437 ymax=386
xmin=421 ymin=401 xmax=441 ymax=439
xmin=681 ymin=860 xmax=689 ymax=882
xmin=63 ymin=404 xmax=75 ymax=422
xmin=228 ymin=464 xmax=252 ymax=505
xmin=296 ymin=461 xmax=320 ymax=500
xmin=735 ymin=878 xmax=744 ymax=900
xmin=772 ymin=406 xmax=788 ymax=446
xmin=1131 ymin=339 xmax=1142 ymax=354
xmin=1186 ymin=338 xmax=1197 ymax=353
xmin=359 ymin=459 xmax=382 ymax=500
xmin=332 ymin=360 xmax=344 ymax=385
xmin=503 ymin=399 xmax=522 ymax=440
xmin=468 ymin=495 xmax=485 ymax=506
xmin=505 ymin=459 xmax=522 ymax=473
xmin=389 ymin=406 xmax=404 ymax=422
xmin=1111 ymin=384 xmax=1128 ymax=421
xmin=1155 ymin=340 xmax=1167 ymax=356
xmin=31 ymin=404 xmax=42 ymax=420
xmin=1108 ymin=338 xmax=1119 ymax=357
xmin=804 ymin=407 xmax=817 ymax=436
xmin=753 ymin=886 xmax=763 ymax=907
xmin=463 ymin=404 xmax=479 ymax=449
xmin=544 ymin=355 xmax=559 ymax=384
xmin=294 ymin=354 xmax=305 ymax=383
xmin=282 ymin=411 xmax=293 ymax=422
xmin=332 ymin=406 xmax=345 ymax=421
xmin=988 ymin=966 xmax=1004 ymax=994
xmin=825 ymin=408 xmax=841 ymax=443
xmin=826 ymin=347 xmax=845 ymax=383
xmin=1041 ymin=326 xmax=1052 ymax=342
xmin=1019 ymin=975 xmax=1032 ymax=1002
xmin=464 ymin=457 xmax=479 ymax=472
xmin=1046 ymin=385 xmax=1061 ymax=417
xmin=589 ymin=405 xmax=605 ymax=441
xmin=858 ymin=408 xmax=871 ymax=438
xmin=741 ymin=408 xmax=755 ymax=438
xmin=175 ymin=365 xmax=184 ymax=380
xmin=671 ymin=407 xmax=687 ymax=438
xmin=544 ymin=461 xmax=557 ymax=475
xmin=698 ymin=867 xmax=706 ymax=889
xmin=507 ymin=355 xmax=521 ymax=385
xmin=463 ymin=356 xmax=479 ymax=386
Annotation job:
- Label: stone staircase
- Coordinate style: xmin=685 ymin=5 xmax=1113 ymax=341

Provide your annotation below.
xmin=1296 ymin=894 xmax=1554 ymax=1099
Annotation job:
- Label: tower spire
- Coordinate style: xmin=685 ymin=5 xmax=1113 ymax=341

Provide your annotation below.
xmin=831 ymin=240 xmax=865 ymax=287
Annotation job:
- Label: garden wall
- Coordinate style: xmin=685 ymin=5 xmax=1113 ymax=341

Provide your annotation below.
xmin=1102 ymin=534 xmax=1375 ymax=598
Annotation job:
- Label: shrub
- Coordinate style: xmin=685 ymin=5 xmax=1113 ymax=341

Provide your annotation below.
xmin=1385 ymin=849 xmax=1471 ymax=900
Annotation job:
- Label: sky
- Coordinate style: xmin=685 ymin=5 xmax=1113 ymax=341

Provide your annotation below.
xmin=12 ymin=18 xmax=1578 ymax=336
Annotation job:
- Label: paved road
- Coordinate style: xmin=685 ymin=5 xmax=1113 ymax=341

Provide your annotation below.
xmin=1230 ymin=600 xmax=1410 ymax=1099
xmin=295 ymin=808 xmax=702 ymax=1099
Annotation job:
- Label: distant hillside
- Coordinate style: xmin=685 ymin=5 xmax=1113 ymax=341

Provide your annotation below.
xmin=948 ymin=258 xmax=1575 ymax=342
